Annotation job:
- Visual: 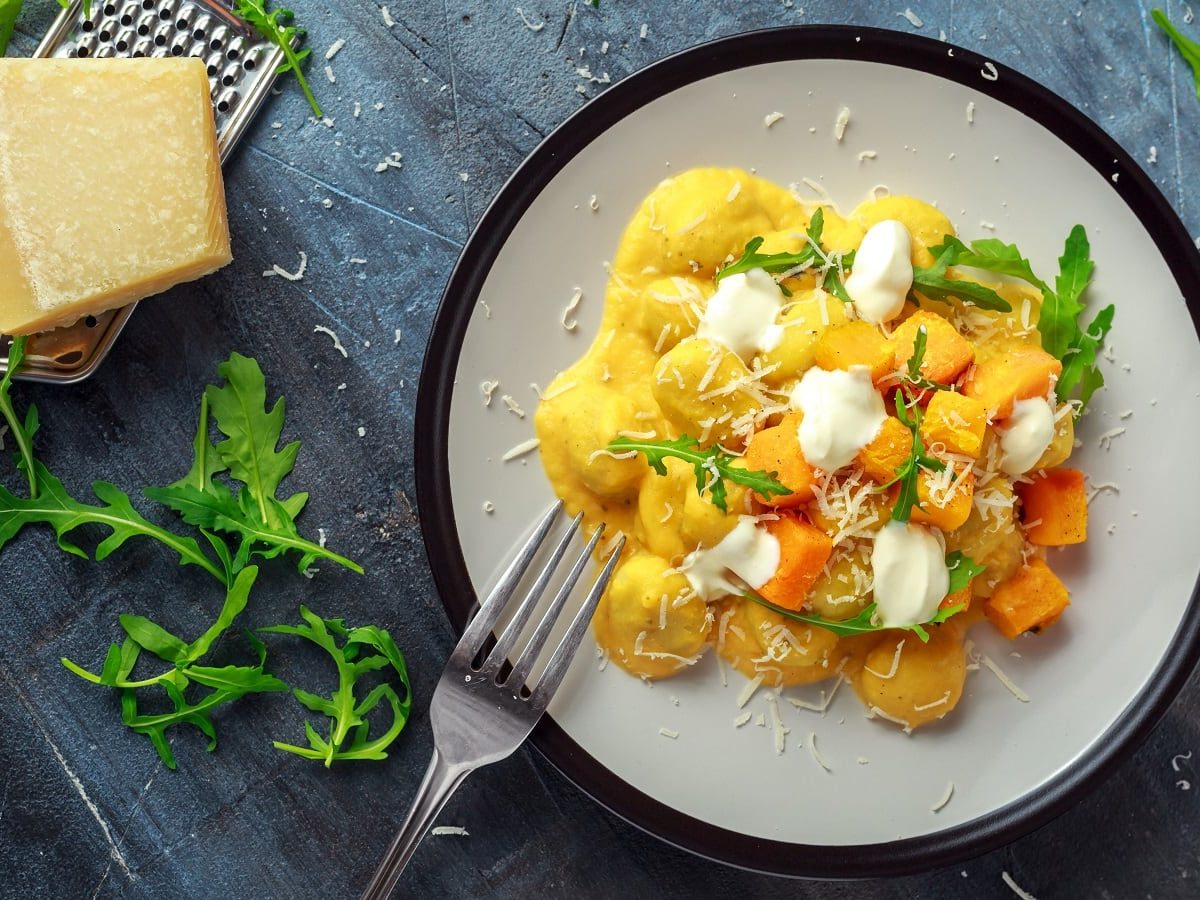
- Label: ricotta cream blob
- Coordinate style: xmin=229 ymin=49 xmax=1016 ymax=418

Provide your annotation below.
xmin=680 ymin=515 xmax=780 ymax=601
xmin=871 ymin=520 xmax=950 ymax=627
xmin=696 ymin=267 xmax=784 ymax=359
xmin=999 ymin=396 xmax=1056 ymax=475
xmin=844 ymin=220 xmax=914 ymax=325
xmin=789 ymin=365 xmax=887 ymax=471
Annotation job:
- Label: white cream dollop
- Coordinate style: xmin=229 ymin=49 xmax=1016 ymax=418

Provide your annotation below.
xmin=871 ymin=520 xmax=950 ymax=628
xmin=844 ymin=220 xmax=914 ymax=325
xmin=696 ymin=267 xmax=784 ymax=360
xmin=789 ymin=365 xmax=887 ymax=471
xmin=680 ymin=515 xmax=780 ymax=601
xmin=999 ymin=397 xmax=1056 ymax=475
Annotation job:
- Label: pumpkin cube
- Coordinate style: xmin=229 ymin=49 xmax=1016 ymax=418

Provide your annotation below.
xmin=1016 ymin=467 xmax=1088 ymax=545
xmin=985 ymin=557 xmax=1070 ymax=639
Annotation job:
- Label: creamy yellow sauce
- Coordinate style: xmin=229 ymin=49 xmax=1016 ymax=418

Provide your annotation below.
xmin=534 ymin=167 xmax=1076 ymax=730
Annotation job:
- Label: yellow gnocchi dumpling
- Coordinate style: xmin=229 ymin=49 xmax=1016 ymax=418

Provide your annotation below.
xmin=716 ymin=598 xmax=844 ymax=687
xmin=853 ymin=626 xmax=967 ymax=729
xmin=596 ymin=552 xmax=711 ymax=679
xmin=651 ymin=337 xmax=760 ymax=447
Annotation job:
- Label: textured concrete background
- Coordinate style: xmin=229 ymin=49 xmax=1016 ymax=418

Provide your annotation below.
xmin=2 ymin=1 xmax=1199 ymax=898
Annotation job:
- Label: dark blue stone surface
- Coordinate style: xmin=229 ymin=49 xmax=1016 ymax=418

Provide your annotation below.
xmin=1 ymin=1 xmax=1198 ymax=897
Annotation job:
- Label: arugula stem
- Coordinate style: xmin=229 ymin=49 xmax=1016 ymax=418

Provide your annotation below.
xmin=61 ymin=656 xmax=181 ymax=689
xmin=234 ymin=522 xmax=364 ymax=573
xmin=1 ymin=336 xmax=37 ymax=497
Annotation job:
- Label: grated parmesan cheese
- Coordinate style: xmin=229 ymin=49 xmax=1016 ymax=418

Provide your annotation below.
xmin=767 ymin=694 xmax=789 ymax=754
xmin=930 ymin=781 xmax=954 ymax=812
xmin=381 ymin=5 xmax=395 ymax=27
xmin=502 ymin=438 xmax=540 ymax=461
xmin=313 ymin=324 xmax=347 ymax=357
xmin=482 ymin=500 xmax=495 ymax=514
xmin=981 ymin=61 xmax=999 ymax=81
xmin=266 ymin=250 xmax=308 ymax=281
xmin=833 ymin=106 xmax=851 ymax=141
xmin=1097 ymin=427 xmax=1125 ymax=450
xmin=480 ymin=380 xmax=499 ymax=406
xmin=431 ymin=826 xmax=468 ymax=836
xmin=966 ymin=100 xmax=975 ymax=124
xmin=864 ymin=639 xmax=905 ymax=680
xmin=515 ymin=6 xmax=546 ymax=30
xmin=324 ymin=65 xmax=336 ymax=84
xmin=562 ymin=286 xmax=584 ymax=331
xmin=763 ymin=111 xmax=785 ymax=128
xmin=899 ymin=8 xmax=924 ymax=27
xmin=857 ymin=150 xmax=877 ymax=161
xmin=658 ymin=727 xmax=679 ymax=739
xmin=737 ymin=672 xmax=765 ymax=709
xmin=806 ymin=732 xmax=832 ymax=772
xmin=501 ymin=395 xmax=526 ymax=418
xmin=1001 ymin=871 xmax=1037 ymax=900
xmin=734 ymin=711 xmax=752 ymax=727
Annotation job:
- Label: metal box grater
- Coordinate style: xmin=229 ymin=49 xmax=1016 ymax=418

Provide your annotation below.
xmin=1 ymin=0 xmax=292 ymax=383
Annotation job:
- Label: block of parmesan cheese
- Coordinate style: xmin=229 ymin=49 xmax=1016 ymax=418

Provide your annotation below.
xmin=0 ymin=58 xmax=231 ymax=335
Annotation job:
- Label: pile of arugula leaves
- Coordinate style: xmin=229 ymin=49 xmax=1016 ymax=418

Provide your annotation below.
xmin=0 ymin=339 xmax=410 ymax=769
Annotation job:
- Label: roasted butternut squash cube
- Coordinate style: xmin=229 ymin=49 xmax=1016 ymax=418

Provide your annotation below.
xmin=756 ymin=515 xmax=834 ymax=611
xmin=909 ymin=468 xmax=975 ymax=531
xmin=985 ymin=557 xmax=1070 ymax=639
xmin=857 ymin=416 xmax=912 ymax=483
xmin=813 ymin=321 xmax=895 ymax=383
xmin=921 ymin=391 xmax=987 ymax=458
xmin=889 ymin=310 xmax=975 ymax=384
xmin=963 ymin=345 xmax=1062 ymax=419
xmin=743 ymin=413 xmax=813 ymax=507
xmin=1016 ymin=467 xmax=1088 ymax=545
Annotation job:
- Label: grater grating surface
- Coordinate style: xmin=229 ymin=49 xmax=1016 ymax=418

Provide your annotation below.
xmin=1 ymin=0 xmax=291 ymax=383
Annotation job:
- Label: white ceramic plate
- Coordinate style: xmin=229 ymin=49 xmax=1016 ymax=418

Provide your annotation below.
xmin=415 ymin=26 xmax=1200 ymax=876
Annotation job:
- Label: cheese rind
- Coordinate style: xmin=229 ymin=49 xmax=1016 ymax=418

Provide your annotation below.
xmin=0 ymin=58 xmax=231 ymax=334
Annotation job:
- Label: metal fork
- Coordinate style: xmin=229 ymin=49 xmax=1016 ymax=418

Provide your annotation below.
xmin=360 ymin=501 xmax=624 ymax=900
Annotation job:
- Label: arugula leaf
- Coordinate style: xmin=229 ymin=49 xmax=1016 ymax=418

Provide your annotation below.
xmin=231 ymin=0 xmax=322 ymax=117
xmin=0 ymin=460 xmax=227 ymax=582
xmin=0 ymin=336 xmax=37 ymax=497
xmin=261 ymin=606 xmax=412 ymax=766
xmin=902 ymin=325 xmax=950 ymax=394
xmin=928 ymin=235 xmax=1046 ymax=291
xmin=1154 ymin=8 xmax=1200 ymax=100
xmin=1036 ymin=226 xmax=1114 ymax=411
xmin=946 ymin=550 xmax=986 ymax=595
xmin=0 ymin=0 xmax=21 ymax=57
xmin=878 ymin=391 xmax=945 ymax=523
xmin=607 ymin=434 xmax=791 ymax=512
xmin=717 ymin=210 xmax=855 ymax=301
xmin=146 ymin=354 xmax=362 ymax=575
xmin=63 ymin=567 xmax=288 ymax=769
xmin=738 ymin=588 xmax=967 ymax=645
xmin=912 ymin=244 xmax=1013 ymax=312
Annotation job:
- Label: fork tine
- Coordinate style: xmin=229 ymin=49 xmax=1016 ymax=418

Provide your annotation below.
xmin=504 ymin=524 xmax=605 ymax=688
xmin=516 ymin=534 xmax=624 ymax=697
xmin=477 ymin=512 xmax=584 ymax=679
xmin=452 ymin=500 xmax=562 ymax=664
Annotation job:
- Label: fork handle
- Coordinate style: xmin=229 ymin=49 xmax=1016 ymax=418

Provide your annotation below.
xmin=360 ymin=748 xmax=473 ymax=900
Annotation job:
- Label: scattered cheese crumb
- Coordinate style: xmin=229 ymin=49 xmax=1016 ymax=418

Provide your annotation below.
xmin=966 ymin=101 xmax=975 ymax=124
xmin=856 ymin=756 xmax=870 ymax=765
xmin=977 ymin=652 xmax=1030 ymax=703
xmin=833 ymin=106 xmax=851 ymax=141
xmin=266 ymin=251 xmax=308 ymax=281
xmin=431 ymin=826 xmax=469 ymax=836
xmin=480 ymin=380 xmax=500 ymax=406
xmin=899 ymin=8 xmax=924 ymax=28
xmin=658 ymin=727 xmax=679 ymax=739
xmin=1001 ymin=871 xmax=1038 ymax=900
xmin=589 ymin=194 xmax=599 ymax=211
xmin=321 ymin=198 xmax=333 ymax=209
xmin=375 ymin=151 xmax=403 ymax=173
xmin=349 ymin=257 xmax=367 ymax=264
xmin=1187 ymin=4 xmax=1196 ymax=24
xmin=324 ymin=65 xmax=336 ymax=84
xmin=768 ymin=695 xmax=789 ymax=755
xmin=1097 ymin=427 xmax=1126 ymax=450
xmin=981 ymin=61 xmax=999 ymax=81
xmin=325 ymin=39 xmax=346 ymax=60
xmin=1148 ymin=145 xmax=1159 ymax=164
xmin=639 ymin=23 xmax=648 ymax=39
xmin=357 ymin=426 xmax=366 ymax=438
xmin=501 ymin=395 xmax=527 ymax=418
xmin=394 ymin=328 xmax=403 ymax=344
xmin=381 ymin=6 xmax=395 ymax=27
xmin=502 ymin=438 xmax=540 ymax=461
xmin=737 ymin=673 xmax=765 ymax=709
xmin=733 ymin=711 xmax=752 ymax=727
xmin=856 ymin=150 xmax=878 ymax=162
xmin=806 ymin=732 xmax=832 ymax=772
xmin=353 ymin=101 xmax=362 ymax=118
xmin=562 ymin=286 xmax=584 ymax=331
xmin=313 ymin=325 xmax=347 ymax=358
xmin=482 ymin=500 xmax=495 ymax=514
xmin=515 ymin=6 xmax=546 ymax=30
xmin=930 ymin=781 xmax=954 ymax=812
xmin=763 ymin=111 xmax=785 ymax=128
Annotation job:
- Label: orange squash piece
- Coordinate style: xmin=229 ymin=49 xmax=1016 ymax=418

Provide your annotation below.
xmin=984 ymin=557 xmax=1070 ymax=639
xmin=857 ymin=416 xmax=912 ymax=483
xmin=743 ymin=413 xmax=814 ymax=507
xmin=757 ymin=515 xmax=834 ymax=611
xmin=813 ymin=321 xmax=896 ymax=383
xmin=890 ymin=311 xmax=975 ymax=384
xmin=920 ymin=391 xmax=987 ymax=459
xmin=1016 ymin=467 xmax=1088 ymax=545
xmin=939 ymin=584 xmax=973 ymax=613
xmin=963 ymin=345 xmax=1062 ymax=419
xmin=909 ymin=469 xmax=975 ymax=531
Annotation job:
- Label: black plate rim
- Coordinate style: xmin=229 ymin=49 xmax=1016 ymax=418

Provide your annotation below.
xmin=413 ymin=24 xmax=1200 ymax=879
